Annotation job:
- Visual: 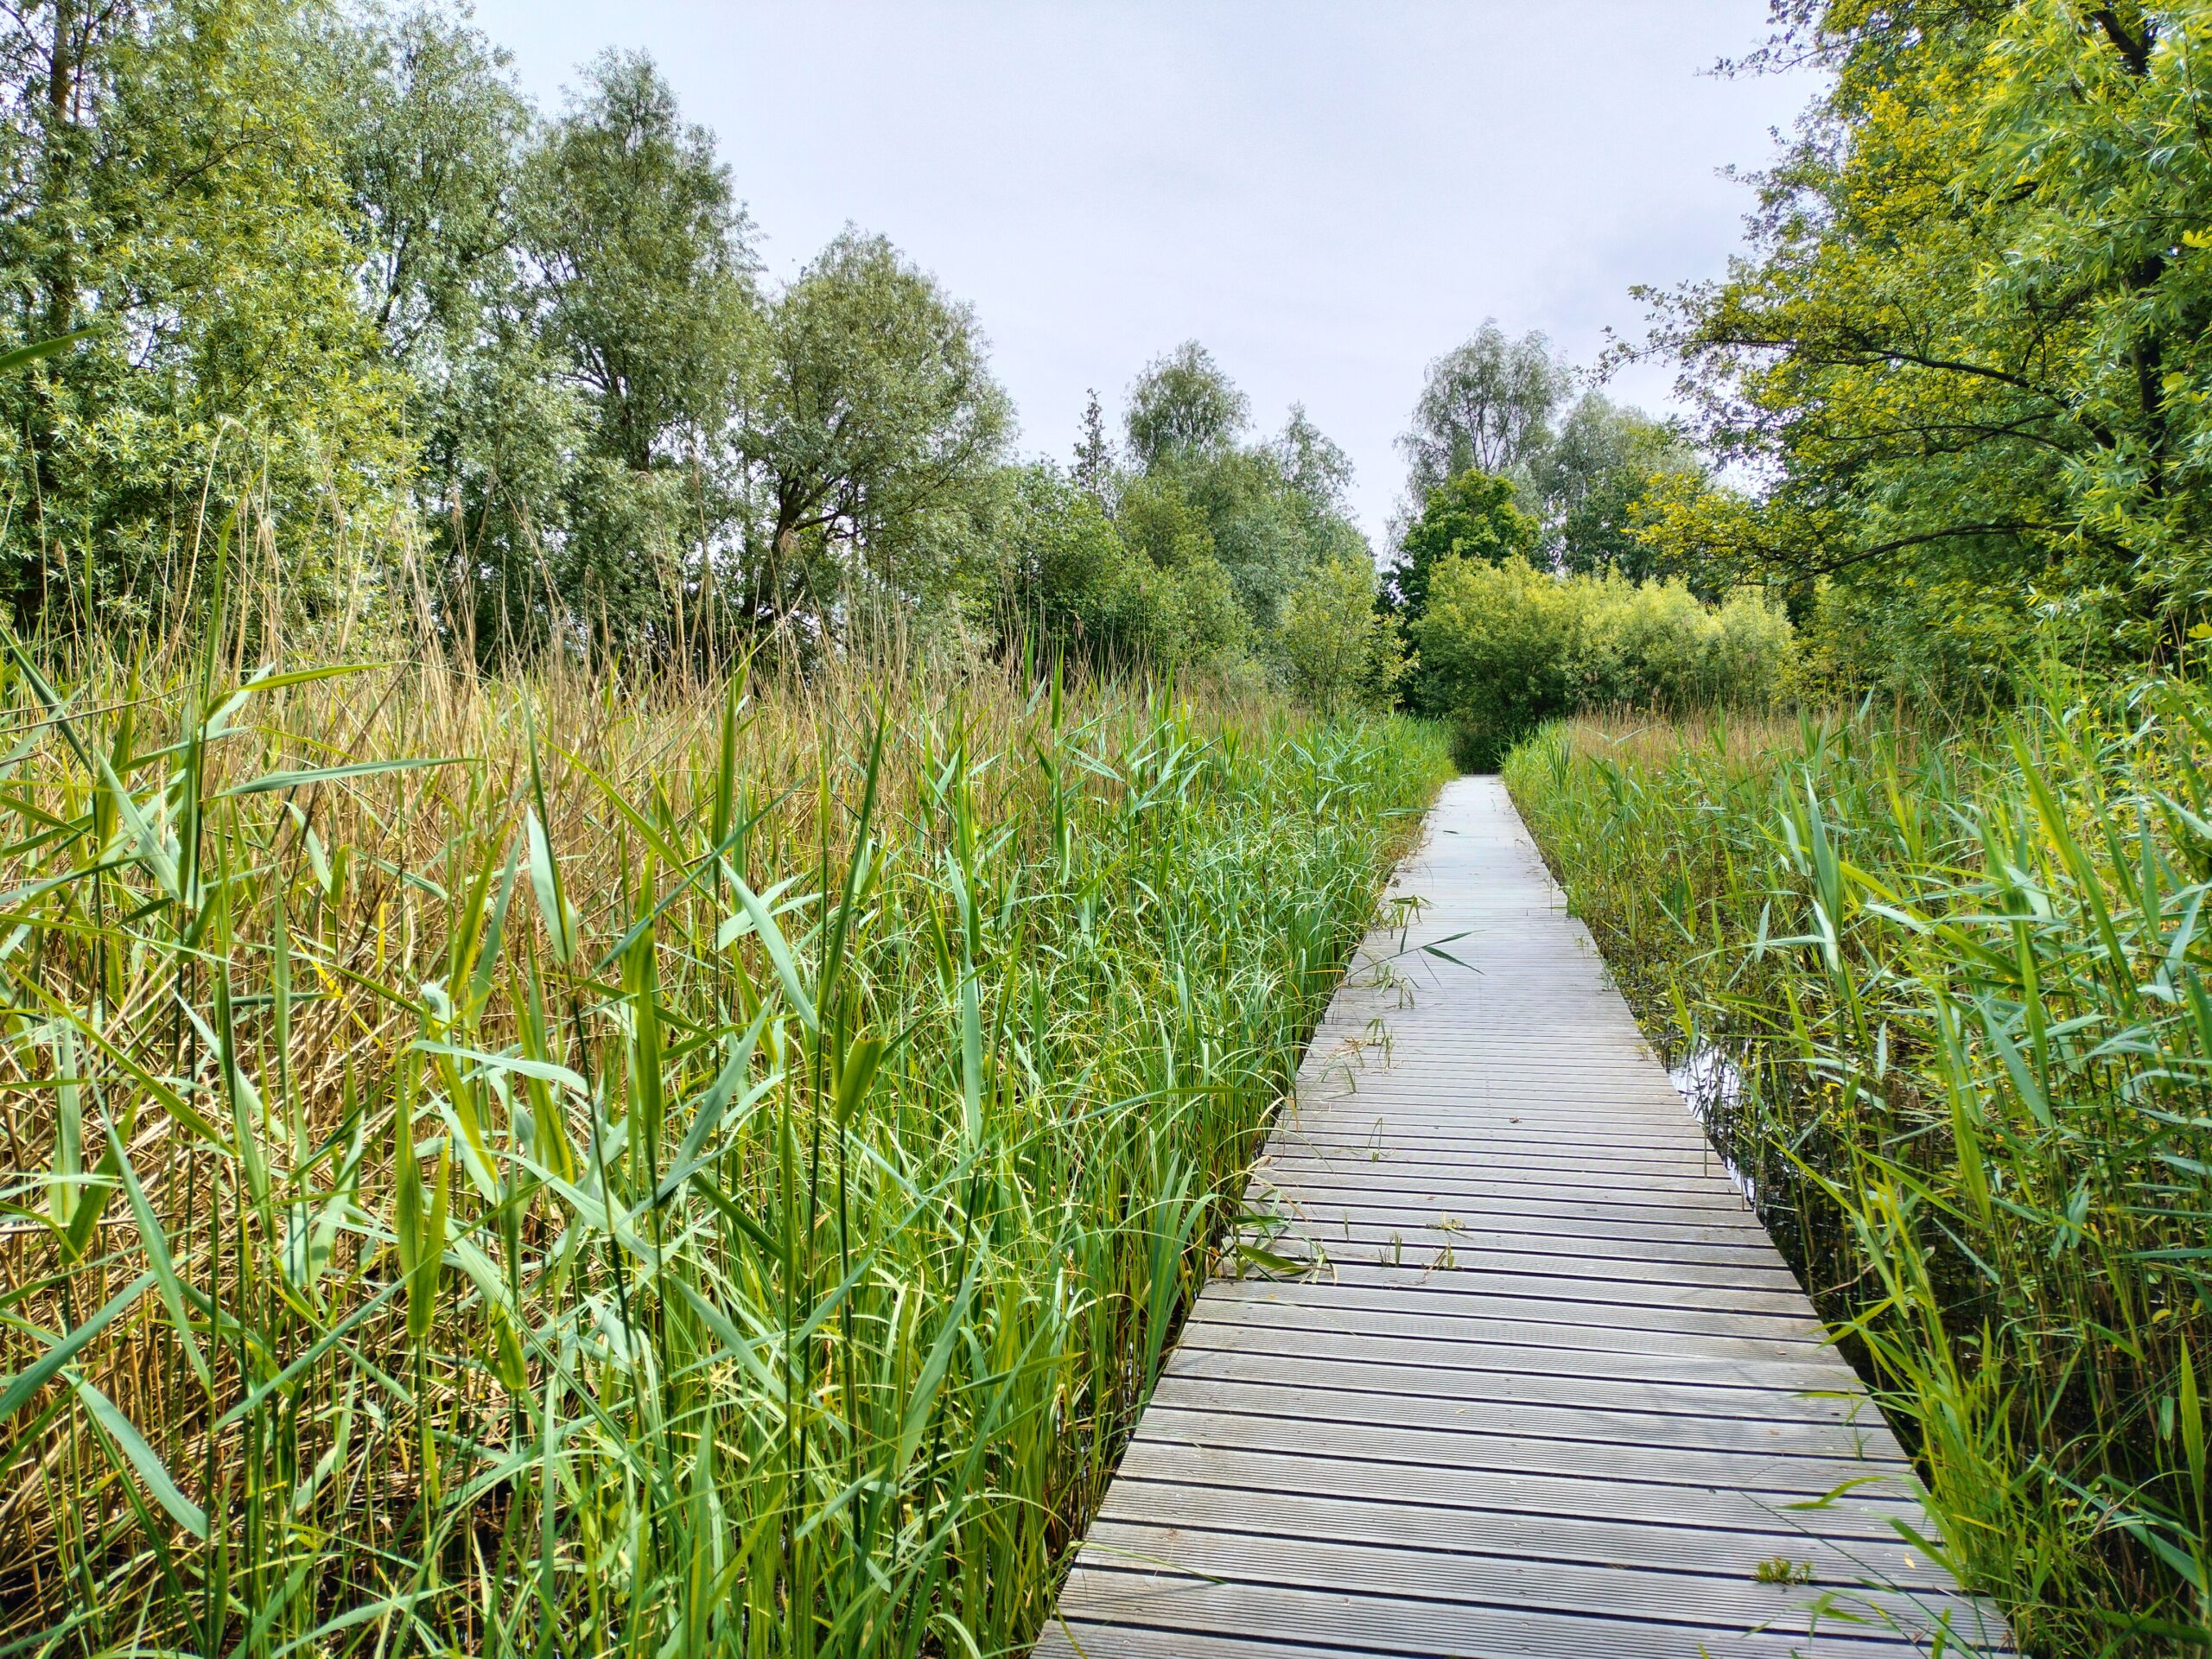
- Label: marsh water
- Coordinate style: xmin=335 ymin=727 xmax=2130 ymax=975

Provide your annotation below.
xmin=1667 ymin=1043 xmax=1758 ymax=1206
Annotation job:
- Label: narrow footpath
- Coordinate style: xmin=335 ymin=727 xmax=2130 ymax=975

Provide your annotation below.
xmin=1034 ymin=775 xmax=2004 ymax=1658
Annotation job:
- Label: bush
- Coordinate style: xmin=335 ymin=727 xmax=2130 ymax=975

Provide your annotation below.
xmin=1407 ymin=556 xmax=1572 ymax=766
xmin=996 ymin=465 xmax=1249 ymax=671
xmin=1410 ymin=555 xmax=1795 ymax=766
xmin=1276 ymin=554 xmax=1408 ymax=714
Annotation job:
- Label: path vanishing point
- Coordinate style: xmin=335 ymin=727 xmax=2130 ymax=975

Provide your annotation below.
xmin=1034 ymin=775 xmax=2005 ymax=1658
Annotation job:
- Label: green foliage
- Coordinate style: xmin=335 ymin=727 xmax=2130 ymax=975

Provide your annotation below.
xmin=0 ymin=4 xmax=1389 ymax=675
xmin=1408 ymin=556 xmax=1577 ymax=766
xmin=1010 ymin=356 xmax=1375 ymax=677
xmin=0 ymin=0 xmax=410 ymax=630
xmin=1504 ymin=682 xmax=2212 ymax=1651
xmin=1639 ymin=3 xmax=2212 ymax=683
xmin=1152 ymin=448 xmax=1319 ymax=634
xmin=0 ymin=5 xmax=1036 ymax=660
xmin=997 ymin=463 xmax=1234 ymax=670
xmin=523 ymin=49 xmax=755 ymax=476
xmin=1411 ymin=555 xmax=1795 ymax=766
xmin=0 ymin=639 xmax=1452 ymax=1656
xmin=1104 ymin=349 xmax=1376 ymax=650
xmin=1123 ymin=339 xmax=1249 ymax=470
xmin=1391 ymin=336 xmax=1704 ymax=605
xmin=1275 ymin=553 xmax=1408 ymax=715
xmin=1398 ymin=320 xmax=1566 ymax=499
xmin=1538 ymin=392 xmax=1702 ymax=580
xmin=747 ymin=229 xmax=1013 ymax=626
xmin=1071 ymin=385 xmax=1115 ymax=504
xmin=510 ymin=49 xmax=757 ymax=648
xmin=1386 ymin=467 xmax=1538 ymax=619
xmin=323 ymin=2 xmax=529 ymax=363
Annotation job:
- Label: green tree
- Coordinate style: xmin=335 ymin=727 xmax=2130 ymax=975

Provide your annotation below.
xmin=1278 ymin=552 xmax=1407 ymax=714
xmin=1640 ymin=1 xmax=2212 ymax=676
xmin=321 ymin=3 xmax=555 ymax=657
xmin=1271 ymin=403 xmax=1369 ymax=566
xmin=1169 ymin=448 xmax=1317 ymax=633
xmin=741 ymin=227 xmax=1011 ymax=629
xmin=323 ymin=3 xmax=528 ymax=365
xmin=1116 ymin=361 xmax=1370 ymax=639
xmin=1116 ymin=470 xmax=1216 ymax=575
xmin=1123 ymin=340 xmax=1248 ymax=469
xmin=1408 ymin=554 xmax=1574 ymax=766
xmin=417 ymin=321 xmax=587 ymax=658
xmin=1538 ymin=392 xmax=1701 ymax=581
xmin=1387 ymin=467 xmax=1538 ymax=619
xmin=514 ymin=49 xmax=757 ymax=651
xmin=1399 ymin=321 xmax=1567 ymax=503
xmin=0 ymin=0 xmax=407 ymax=629
xmin=997 ymin=461 xmax=1243 ymax=670
xmin=1071 ymin=385 xmax=1116 ymax=505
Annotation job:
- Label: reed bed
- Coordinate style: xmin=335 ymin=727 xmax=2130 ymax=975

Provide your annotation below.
xmin=0 ymin=620 xmax=1451 ymax=1658
xmin=1503 ymin=690 xmax=2212 ymax=1656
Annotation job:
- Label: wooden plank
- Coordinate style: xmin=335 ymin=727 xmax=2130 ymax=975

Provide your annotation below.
xmin=1033 ymin=1622 xmax=1372 ymax=1659
xmin=1134 ymin=1403 xmax=1916 ymax=1499
xmin=1223 ymin=1261 xmax=1819 ymax=1318
xmin=1077 ymin=1520 xmax=1998 ymax=1647
xmin=1245 ymin=1173 xmax=1755 ymax=1211
xmin=1200 ymin=1277 xmax=1830 ymax=1341
xmin=1267 ymin=1124 xmax=1730 ymax=1152
xmin=1290 ymin=1095 xmax=1713 ymax=1122
xmin=1176 ymin=1310 xmax=1862 ymax=1392
xmin=1046 ymin=1566 xmax=1934 ymax=1658
xmin=1107 ymin=1439 xmax=1927 ymax=1541
xmin=1240 ymin=1217 xmax=1791 ymax=1270
xmin=1139 ymin=1376 xmax=1908 ymax=1465
xmin=1161 ymin=1342 xmax=1882 ymax=1427
xmin=1287 ymin=1102 xmax=1722 ymax=1133
xmin=1033 ymin=777 xmax=2006 ymax=1656
xmin=1182 ymin=1289 xmax=1831 ymax=1363
xmin=1245 ymin=1197 xmax=1778 ymax=1249
xmin=1255 ymin=1160 xmax=1758 ymax=1205
xmin=1248 ymin=1185 xmax=1766 ymax=1234
xmin=1093 ymin=1481 xmax=1955 ymax=1591
xmin=1262 ymin=1136 xmax=1737 ymax=1170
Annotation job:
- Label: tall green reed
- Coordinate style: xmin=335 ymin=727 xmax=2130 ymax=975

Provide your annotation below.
xmin=1503 ymin=690 xmax=2212 ymax=1656
xmin=0 ymin=622 xmax=1450 ymax=1658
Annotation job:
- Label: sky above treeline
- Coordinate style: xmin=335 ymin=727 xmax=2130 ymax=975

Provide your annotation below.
xmin=470 ymin=1 xmax=1819 ymax=545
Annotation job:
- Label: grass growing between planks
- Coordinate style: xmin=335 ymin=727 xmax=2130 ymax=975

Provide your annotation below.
xmin=0 ymin=628 xmax=1451 ymax=1659
xmin=1503 ymin=696 xmax=2212 ymax=1657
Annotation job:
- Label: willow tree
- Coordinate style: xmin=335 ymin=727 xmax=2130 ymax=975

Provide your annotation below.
xmin=741 ymin=229 xmax=1010 ymax=629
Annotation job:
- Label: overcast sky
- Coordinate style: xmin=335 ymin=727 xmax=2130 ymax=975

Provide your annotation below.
xmin=468 ymin=1 xmax=1816 ymax=543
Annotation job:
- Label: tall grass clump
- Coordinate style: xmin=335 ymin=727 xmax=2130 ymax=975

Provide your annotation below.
xmin=1503 ymin=691 xmax=2212 ymax=1656
xmin=0 ymin=612 xmax=1450 ymax=1657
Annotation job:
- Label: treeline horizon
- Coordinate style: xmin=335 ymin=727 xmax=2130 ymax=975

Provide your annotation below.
xmin=1 ymin=0 xmax=1725 ymax=694
xmin=16 ymin=0 xmax=2172 ymax=712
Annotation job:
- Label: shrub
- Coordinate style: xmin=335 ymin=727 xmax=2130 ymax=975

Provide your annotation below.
xmin=1407 ymin=555 xmax=1572 ymax=766
xmin=996 ymin=465 xmax=1250 ymax=671
xmin=1276 ymin=554 xmax=1408 ymax=714
xmin=1410 ymin=555 xmax=1795 ymax=766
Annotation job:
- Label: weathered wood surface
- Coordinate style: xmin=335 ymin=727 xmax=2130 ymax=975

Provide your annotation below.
xmin=1034 ymin=776 xmax=2005 ymax=1657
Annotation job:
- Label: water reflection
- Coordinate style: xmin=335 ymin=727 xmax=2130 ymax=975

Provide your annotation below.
xmin=1669 ymin=1044 xmax=1758 ymax=1206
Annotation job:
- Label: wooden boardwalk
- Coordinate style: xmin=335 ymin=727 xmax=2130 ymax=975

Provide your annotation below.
xmin=1035 ymin=777 xmax=2004 ymax=1658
